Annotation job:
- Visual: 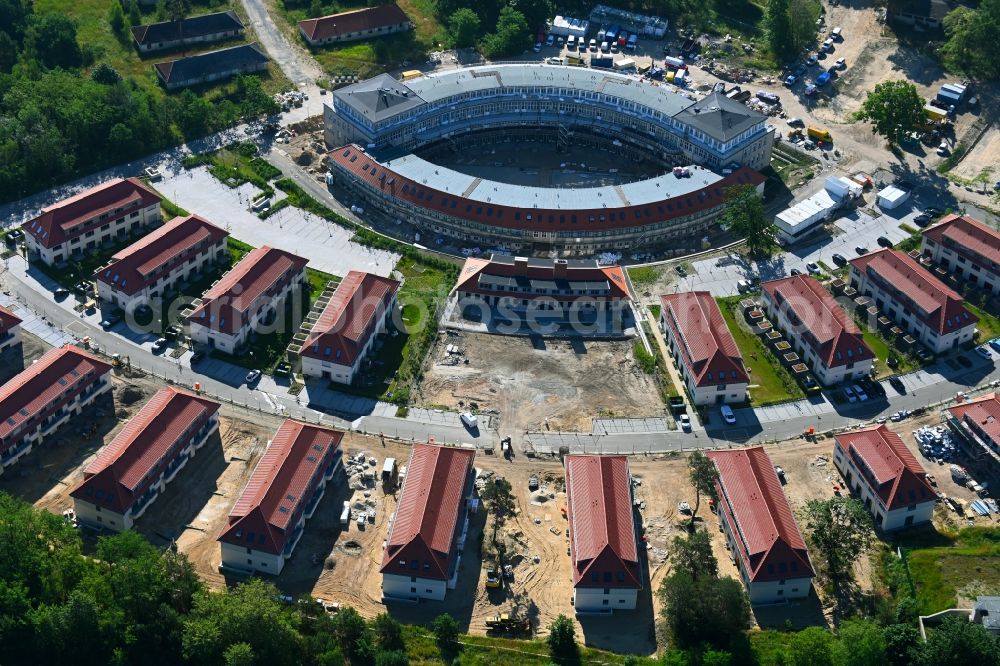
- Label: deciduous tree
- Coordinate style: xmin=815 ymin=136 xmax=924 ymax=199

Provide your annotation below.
xmin=670 ymin=530 xmax=718 ymax=582
xmin=940 ymin=0 xmax=1000 ymax=80
xmin=721 ymin=185 xmax=776 ymax=258
xmin=479 ymin=7 xmax=530 ymax=59
xmin=546 ymin=614 xmax=579 ymax=665
xmin=763 ymin=0 xmax=795 ymax=61
xmin=688 ymin=450 xmax=719 ymax=527
xmin=856 ymin=80 xmax=926 ymax=146
xmin=447 ymin=8 xmax=480 ymax=48
xmin=803 ymin=497 xmax=874 ymax=583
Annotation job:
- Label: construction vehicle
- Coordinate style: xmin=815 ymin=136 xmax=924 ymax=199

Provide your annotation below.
xmin=787 ymin=128 xmax=804 ymax=140
xmin=807 ymin=126 xmax=833 ymax=143
xmin=485 ymin=567 xmax=501 ymax=588
xmin=485 ymin=613 xmax=530 ymax=635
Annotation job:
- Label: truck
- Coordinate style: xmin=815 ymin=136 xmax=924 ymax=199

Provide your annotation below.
xmin=807 ymin=126 xmax=833 ymax=142
xmin=664 ymin=56 xmax=686 ymax=70
xmin=400 ymin=70 xmax=422 ymax=81
xmin=591 ymin=55 xmax=614 ymax=69
xmin=340 ymin=500 xmax=351 ymax=527
xmin=485 ymin=613 xmax=530 ymax=635
xmin=625 ymin=33 xmax=637 ymax=50
xmin=381 ymin=457 xmax=398 ymax=487
xmin=613 ymin=58 xmax=636 ymax=71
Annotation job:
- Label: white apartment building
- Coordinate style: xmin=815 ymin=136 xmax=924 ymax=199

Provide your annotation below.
xmin=922 ymin=214 xmax=1000 ymax=296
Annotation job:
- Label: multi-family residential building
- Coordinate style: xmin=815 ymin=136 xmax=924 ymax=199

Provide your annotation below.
xmin=453 ymin=255 xmax=631 ymax=323
xmin=131 ymin=10 xmax=244 ymax=53
xmin=659 ymin=291 xmax=749 ymax=405
xmin=0 ymin=304 xmax=23 ymax=354
xmin=945 ymin=393 xmax=1000 ymax=487
xmin=381 ymin=443 xmax=476 ymax=601
xmin=298 ymin=5 xmax=411 ymax=46
xmin=71 ymin=388 xmax=220 ymax=531
xmin=0 ymin=345 xmax=112 ymax=476
xmin=219 ymin=420 xmax=344 ymax=574
xmin=761 ymin=275 xmax=875 ymax=386
xmin=299 ymin=270 xmax=400 ymax=384
xmin=922 ymin=214 xmax=1000 ymax=296
xmin=833 ymin=425 xmax=937 ymax=530
xmin=564 ymin=454 xmax=642 ymax=612
xmin=849 ymin=248 xmax=977 ymax=354
xmin=95 ymin=214 xmax=229 ymax=312
xmin=21 ymin=178 xmax=161 ymax=266
xmin=188 ymin=246 xmax=308 ymax=354
xmin=708 ymin=447 xmax=815 ymax=604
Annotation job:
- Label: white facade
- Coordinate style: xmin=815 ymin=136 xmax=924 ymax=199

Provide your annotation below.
xmin=27 ymin=203 xmax=160 ymax=267
xmin=849 ymin=265 xmax=977 ymax=354
xmin=659 ymin=312 xmax=748 ymax=405
xmin=97 ymin=239 xmax=228 ymax=312
xmin=774 ymin=190 xmax=840 ymax=244
xmin=219 ymin=452 xmax=341 ymax=575
xmin=574 ymin=586 xmax=639 ymax=612
xmin=300 ymin=294 xmax=397 ymax=385
xmin=922 ymin=235 xmax=1000 ymax=297
xmin=833 ymin=441 xmax=936 ymax=530
xmin=0 ymin=374 xmax=112 ymax=477
xmin=73 ymin=413 xmax=219 ymax=531
xmin=761 ymin=291 xmax=873 ymax=386
xmin=717 ymin=509 xmax=812 ymax=604
xmin=381 ymin=573 xmax=448 ymax=601
xmin=188 ymin=267 xmax=307 ymax=354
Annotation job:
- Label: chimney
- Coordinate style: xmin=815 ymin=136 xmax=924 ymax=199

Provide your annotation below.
xmin=553 ymin=258 xmax=568 ymax=278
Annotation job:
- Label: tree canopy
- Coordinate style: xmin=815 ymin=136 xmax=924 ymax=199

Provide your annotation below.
xmin=721 ymin=184 xmax=777 ymax=257
xmin=939 ymin=0 xmax=1000 ymax=80
xmin=804 ymin=497 xmax=875 ymax=583
xmin=479 ymin=7 xmax=531 ymax=59
xmin=856 ymin=80 xmax=927 ymax=146
xmin=447 ymin=8 xmax=481 ymax=48
xmin=688 ymin=450 xmax=719 ymax=527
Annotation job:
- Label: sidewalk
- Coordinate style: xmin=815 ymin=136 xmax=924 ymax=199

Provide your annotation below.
xmin=644 ymin=306 xmax=695 ymax=426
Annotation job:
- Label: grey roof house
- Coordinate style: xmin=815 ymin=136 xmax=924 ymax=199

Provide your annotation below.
xmin=132 ymin=11 xmax=244 ymax=54
xmin=886 ymin=0 xmax=952 ymax=29
xmin=154 ymin=43 xmax=268 ymax=91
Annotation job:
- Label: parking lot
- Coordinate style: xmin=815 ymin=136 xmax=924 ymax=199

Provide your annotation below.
xmin=672 ymin=203 xmax=930 ymax=297
xmin=157 ymin=167 xmax=399 ymax=279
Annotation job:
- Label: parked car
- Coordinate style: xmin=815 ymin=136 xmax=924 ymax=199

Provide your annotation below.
xmin=975 ymin=345 xmax=993 ymax=359
xmin=736 ymin=279 xmax=753 ymax=293
xmin=788 ymin=117 xmax=805 ymax=127
xmin=835 ymin=57 xmax=846 ymax=69
xmin=720 ymin=404 xmax=736 ymax=424
xmin=924 ymin=207 xmax=942 ymax=216
xmin=852 ymin=384 xmax=869 ymax=401
xmin=889 ymin=376 xmax=905 ymax=393
xmin=832 ymin=253 xmax=848 ymax=266
xmin=679 ymin=414 xmax=692 ymax=432
xmin=794 ymin=64 xmax=807 ymax=76
xmin=821 ymin=38 xmax=834 ymax=52
xmin=784 ymin=74 xmax=797 ymax=86
xmin=989 ymin=337 xmax=1000 ymax=353
xmin=855 ymin=246 xmax=868 ymax=255
xmin=152 ymin=338 xmax=168 ymax=353
xmin=101 ymin=315 xmax=121 ymax=330
xmin=54 ymin=288 xmax=70 ymax=301
xmin=914 ymin=213 xmax=933 ymax=227
xmin=877 ymin=236 xmax=893 ymax=248
xmin=806 ymin=262 xmax=821 ymax=274
xmin=843 ymin=386 xmax=857 ymax=403
xmin=545 ymin=34 xmax=555 ymax=46
xmin=246 ymin=369 xmax=262 ymax=385
xmin=461 ymin=411 xmax=479 ymax=430
xmin=807 ymin=54 xmax=819 ymax=66
xmin=804 ymin=84 xmax=818 ymax=96
xmin=816 ymin=71 xmax=831 ymax=86
xmin=790 ymin=268 xmax=803 ymax=276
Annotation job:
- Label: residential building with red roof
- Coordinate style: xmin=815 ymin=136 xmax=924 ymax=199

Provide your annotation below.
xmin=453 ymin=255 xmax=632 ymax=334
xmin=922 ymin=214 xmax=1000 ymax=297
xmin=0 ymin=345 xmax=112 ymax=476
xmin=708 ymin=447 xmax=814 ymax=604
xmin=219 ymin=420 xmax=344 ymax=574
xmin=761 ymin=274 xmax=875 ymax=386
xmin=849 ymin=248 xmax=977 ymax=353
xmin=834 ymin=425 xmax=937 ymax=530
xmin=0 ymin=304 xmax=23 ymax=355
xmin=381 ymin=443 xmax=476 ymax=601
xmin=21 ymin=178 xmax=161 ymax=267
xmin=298 ymin=5 xmax=411 ymax=46
xmin=95 ymin=214 xmax=229 ymax=311
xmin=564 ymin=455 xmax=642 ymax=612
xmin=299 ymin=270 xmax=400 ymax=385
xmin=946 ymin=393 xmax=1000 ymax=487
xmin=659 ymin=291 xmax=749 ymax=405
xmin=188 ymin=246 xmax=308 ymax=354
xmin=71 ymin=388 xmax=220 ymax=531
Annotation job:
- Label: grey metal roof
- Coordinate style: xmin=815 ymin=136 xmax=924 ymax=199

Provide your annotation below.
xmin=380 ymin=151 xmax=723 ymax=211
xmin=676 ymin=92 xmax=765 ymax=142
xmin=154 ymin=43 xmax=266 ymax=85
xmin=131 ymin=10 xmax=243 ymax=47
xmin=334 ymin=73 xmax=426 ymax=123
xmin=490 ymin=256 xmax=601 ymax=269
xmin=976 ymin=596 xmax=1000 ymax=631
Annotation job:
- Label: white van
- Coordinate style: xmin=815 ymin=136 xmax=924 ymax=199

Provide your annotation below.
xmin=831 ymin=26 xmax=842 ymax=40
xmin=720 ymin=405 xmax=736 ymax=424
xmin=589 ymin=38 xmax=597 ymax=51
xmin=567 ymin=35 xmax=576 ymax=48
xmin=461 ymin=412 xmax=479 ymax=430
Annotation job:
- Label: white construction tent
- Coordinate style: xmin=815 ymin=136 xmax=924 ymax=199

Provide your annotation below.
xmin=550 ymin=15 xmax=589 ymax=38
xmin=774 ymin=176 xmax=859 ymax=244
xmin=877 ymin=185 xmax=910 ymax=210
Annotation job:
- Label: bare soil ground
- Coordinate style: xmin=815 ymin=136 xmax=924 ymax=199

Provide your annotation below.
xmin=418 ymin=331 xmax=666 ymax=434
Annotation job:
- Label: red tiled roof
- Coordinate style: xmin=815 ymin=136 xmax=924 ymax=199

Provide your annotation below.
xmin=0 ymin=345 xmax=112 ymax=441
xmin=660 ymin=291 xmax=748 ymax=387
xmin=835 ymin=425 xmax=936 ymax=511
xmin=21 ymin=178 xmax=161 ymax=249
xmin=219 ymin=420 xmax=344 ymax=555
xmin=70 ymin=388 xmax=220 ymax=514
xmin=454 ymin=255 xmax=631 ymax=302
xmin=381 ymin=443 xmax=475 ymax=581
xmin=762 ymin=274 xmax=874 ymax=369
xmin=299 ymin=4 xmax=410 ymax=41
xmin=851 ymin=248 xmax=976 ymax=336
xmin=564 ymin=455 xmax=641 ymax=589
xmin=949 ymin=392 xmax=1000 ymax=446
xmin=708 ymin=447 xmax=814 ymax=583
xmin=924 ymin=214 xmax=1000 ymax=267
xmin=301 ymin=271 xmax=400 ymax=367
xmin=0 ymin=304 xmax=22 ymax=333
xmin=187 ymin=245 xmax=307 ymax=336
xmin=329 ymin=144 xmax=766 ymax=234
xmin=95 ymin=214 xmax=228 ymax=295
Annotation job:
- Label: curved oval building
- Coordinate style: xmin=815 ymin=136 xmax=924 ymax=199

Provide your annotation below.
xmin=324 ymin=64 xmax=773 ymax=255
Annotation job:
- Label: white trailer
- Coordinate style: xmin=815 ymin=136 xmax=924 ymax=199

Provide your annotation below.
xmin=877 ymin=185 xmax=910 ymax=210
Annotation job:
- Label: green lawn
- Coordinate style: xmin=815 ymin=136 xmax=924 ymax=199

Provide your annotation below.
xmin=904 ymin=527 xmax=1000 ymax=614
xmin=627 ymin=265 xmax=661 ymax=286
xmin=717 ymin=295 xmax=806 ymax=405
xmin=968 ymin=302 xmax=1000 ymax=342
